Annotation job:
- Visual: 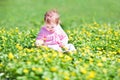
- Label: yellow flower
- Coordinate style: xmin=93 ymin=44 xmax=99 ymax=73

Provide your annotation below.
xmin=52 ymin=53 xmax=57 ymax=57
xmin=117 ymin=59 xmax=120 ymax=62
xmin=79 ymin=58 xmax=83 ymax=62
xmin=63 ymin=71 xmax=70 ymax=80
xmin=22 ymin=52 xmax=27 ymax=56
xmin=16 ymin=44 xmax=23 ymax=50
xmin=38 ymin=55 xmax=42 ymax=59
xmin=50 ymin=67 xmax=57 ymax=72
xmin=44 ymin=77 xmax=50 ymax=80
xmin=46 ymin=58 xmax=52 ymax=63
xmin=88 ymin=53 xmax=93 ymax=56
xmin=8 ymin=52 xmax=14 ymax=60
xmin=25 ymin=48 xmax=31 ymax=52
xmin=69 ymin=36 xmax=73 ymax=40
xmin=2 ymin=36 xmax=7 ymax=41
xmin=80 ymin=68 xmax=87 ymax=74
xmin=97 ymin=62 xmax=103 ymax=67
xmin=82 ymin=53 xmax=86 ymax=56
xmin=74 ymin=61 xmax=80 ymax=67
xmin=62 ymin=59 xmax=66 ymax=62
xmin=30 ymin=48 xmax=34 ymax=52
xmin=95 ymin=38 xmax=99 ymax=40
xmin=97 ymin=47 xmax=101 ymax=50
xmin=101 ymin=57 xmax=106 ymax=61
xmin=66 ymin=30 xmax=70 ymax=34
xmin=78 ymin=37 xmax=83 ymax=41
xmin=64 ymin=76 xmax=70 ymax=80
xmin=58 ymin=53 xmax=64 ymax=58
xmin=23 ymin=68 xmax=29 ymax=74
xmin=71 ymin=71 xmax=76 ymax=77
xmin=65 ymin=55 xmax=72 ymax=61
xmin=89 ymin=58 xmax=93 ymax=62
xmin=37 ymin=67 xmax=43 ymax=73
xmin=43 ymin=54 xmax=48 ymax=58
xmin=86 ymin=31 xmax=91 ymax=37
xmin=114 ymin=32 xmax=119 ymax=36
xmin=42 ymin=46 xmax=49 ymax=50
xmin=26 ymin=61 xmax=31 ymax=65
xmin=111 ymin=45 xmax=115 ymax=48
xmin=0 ymin=63 xmax=3 ymax=67
xmin=83 ymin=63 xmax=89 ymax=68
xmin=15 ymin=27 xmax=19 ymax=32
xmin=32 ymin=43 xmax=35 ymax=46
xmin=87 ymin=71 xmax=96 ymax=79
xmin=25 ymin=48 xmax=34 ymax=53
xmin=32 ymin=67 xmax=37 ymax=71
xmin=63 ymin=72 xmax=70 ymax=77
xmin=117 ymin=49 xmax=120 ymax=54
xmin=103 ymin=69 xmax=107 ymax=74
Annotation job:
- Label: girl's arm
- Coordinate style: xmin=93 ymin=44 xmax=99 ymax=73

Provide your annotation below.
xmin=35 ymin=40 xmax=44 ymax=47
xmin=35 ymin=27 xmax=45 ymax=46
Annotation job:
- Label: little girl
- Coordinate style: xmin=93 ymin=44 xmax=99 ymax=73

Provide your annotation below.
xmin=35 ymin=9 xmax=76 ymax=52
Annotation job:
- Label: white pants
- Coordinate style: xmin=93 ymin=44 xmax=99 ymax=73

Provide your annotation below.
xmin=47 ymin=44 xmax=76 ymax=52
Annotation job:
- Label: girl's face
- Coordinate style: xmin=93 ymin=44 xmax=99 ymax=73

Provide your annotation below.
xmin=45 ymin=23 xmax=57 ymax=32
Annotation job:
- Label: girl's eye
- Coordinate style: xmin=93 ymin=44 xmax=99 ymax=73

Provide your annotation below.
xmin=51 ymin=26 xmax=54 ymax=28
xmin=47 ymin=26 xmax=50 ymax=28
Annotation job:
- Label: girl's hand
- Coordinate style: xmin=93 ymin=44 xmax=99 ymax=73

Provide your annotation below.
xmin=62 ymin=46 xmax=69 ymax=51
xmin=35 ymin=40 xmax=44 ymax=47
xmin=59 ymin=43 xmax=66 ymax=48
xmin=57 ymin=42 xmax=64 ymax=47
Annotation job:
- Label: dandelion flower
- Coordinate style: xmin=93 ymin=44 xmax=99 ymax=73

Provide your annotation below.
xmin=0 ymin=63 xmax=3 ymax=67
xmin=50 ymin=67 xmax=57 ymax=72
xmin=32 ymin=67 xmax=37 ymax=71
xmin=37 ymin=67 xmax=43 ymax=73
xmin=80 ymin=68 xmax=87 ymax=74
xmin=97 ymin=62 xmax=103 ymax=67
xmin=23 ymin=68 xmax=29 ymax=74
xmin=8 ymin=52 xmax=14 ymax=60
xmin=101 ymin=57 xmax=106 ymax=61
xmin=87 ymin=71 xmax=96 ymax=79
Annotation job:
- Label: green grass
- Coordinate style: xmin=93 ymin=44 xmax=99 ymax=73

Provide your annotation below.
xmin=0 ymin=0 xmax=120 ymax=30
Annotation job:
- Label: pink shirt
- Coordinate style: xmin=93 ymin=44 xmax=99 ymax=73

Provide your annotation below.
xmin=36 ymin=25 xmax=68 ymax=46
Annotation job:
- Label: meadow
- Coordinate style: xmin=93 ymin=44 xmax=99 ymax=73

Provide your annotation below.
xmin=0 ymin=0 xmax=120 ymax=80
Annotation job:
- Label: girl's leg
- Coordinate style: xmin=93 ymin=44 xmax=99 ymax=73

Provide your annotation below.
xmin=48 ymin=45 xmax=62 ymax=52
xmin=65 ymin=44 xmax=76 ymax=51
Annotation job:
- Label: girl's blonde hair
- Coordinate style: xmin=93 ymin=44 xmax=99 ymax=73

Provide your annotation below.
xmin=44 ymin=9 xmax=60 ymax=24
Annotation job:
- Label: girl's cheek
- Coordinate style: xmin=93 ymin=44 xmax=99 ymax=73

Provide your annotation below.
xmin=48 ymin=29 xmax=51 ymax=31
xmin=46 ymin=28 xmax=49 ymax=31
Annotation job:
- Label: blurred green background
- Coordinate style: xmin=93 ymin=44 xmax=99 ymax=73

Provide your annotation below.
xmin=0 ymin=0 xmax=120 ymax=30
